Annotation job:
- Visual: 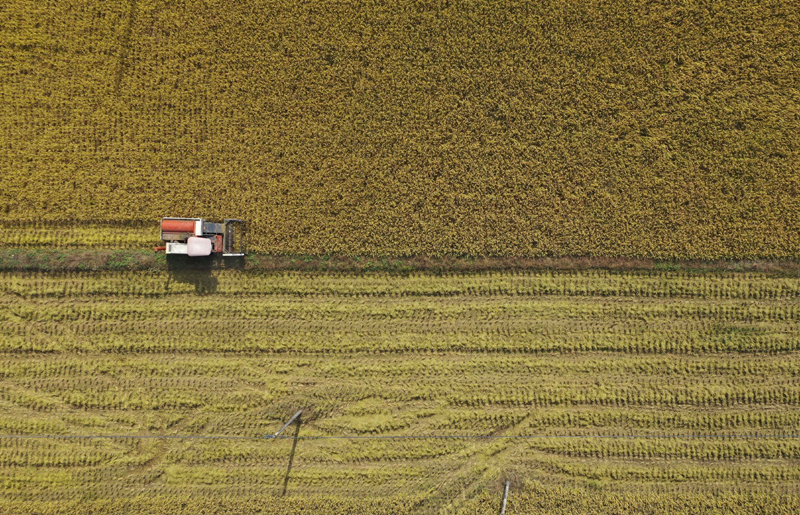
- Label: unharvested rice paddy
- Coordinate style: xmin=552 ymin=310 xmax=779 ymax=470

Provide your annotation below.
xmin=1 ymin=270 xmax=799 ymax=513
xmin=2 ymin=0 xmax=799 ymax=257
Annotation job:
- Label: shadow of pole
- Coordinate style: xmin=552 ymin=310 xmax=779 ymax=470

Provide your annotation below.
xmin=282 ymin=416 xmax=302 ymax=496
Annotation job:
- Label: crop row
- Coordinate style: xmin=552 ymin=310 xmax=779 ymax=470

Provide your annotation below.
xmin=465 ymin=487 xmax=800 ymax=515
xmin=3 ymin=440 xmax=800 ymax=486
xmin=437 ymin=408 xmax=800 ymax=432
xmin=3 ymin=354 xmax=800 ymax=380
xmin=527 ymin=439 xmax=800 ymax=461
xmin=0 ymin=460 xmax=439 ymax=490
xmin=2 ymin=224 xmax=155 ymax=249
xmin=8 ymin=296 xmax=800 ymax=324
xmin=6 ymin=407 xmax=798 ymax=442
xmin=0 ymin=495 xmax=424 ymax=515
xmin=3 ymin=437 xmax=800 ymax=472
xmin=3 ymin=270 xmax=800 ymax=299
xmin=538 ymin=457 xmax=800 ymax=482
xmin=4 ymin=328 xmax=799 ymax=354
xmin=445 ymin=385 xmax=800 ymax=408
xmin=4 ymin=377 xmax=800 ymax=412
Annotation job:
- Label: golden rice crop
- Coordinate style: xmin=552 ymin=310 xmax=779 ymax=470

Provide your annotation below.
xmin=463 ymin=486 xmax=800 ymax=515
xmin=1 ymin=269 xmax=799 ymax=513
xmin=1 ymin=0 xmax=799 ymax=258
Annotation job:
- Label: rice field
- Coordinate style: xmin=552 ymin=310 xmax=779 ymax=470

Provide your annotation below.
xmin=1 ymin=269 xmax=799 ymax=513
xmin=2 ymin=0 xmax=799 ymax=257
xmin=3 ymin=0 xmax=799 ymax=512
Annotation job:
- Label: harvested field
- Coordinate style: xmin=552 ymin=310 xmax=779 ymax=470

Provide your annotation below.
xmin=1 ymin=270 xmax=799 ymax=513
xmin=2 ymin=0 xmax=799 ymax=257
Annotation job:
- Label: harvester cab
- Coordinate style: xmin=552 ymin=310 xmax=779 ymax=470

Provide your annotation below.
xmin=157 ymin=218 xmax=246 ymax=257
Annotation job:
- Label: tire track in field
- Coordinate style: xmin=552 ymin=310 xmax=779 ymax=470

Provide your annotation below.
xmin=413 ymin=409 xmax=537 ymax=515
xmin=120 ymin=414 xmax=198 ymax=482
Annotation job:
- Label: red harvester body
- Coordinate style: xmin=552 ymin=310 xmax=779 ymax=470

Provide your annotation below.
xmin=157 ymin=217 xmax=246 ymax=257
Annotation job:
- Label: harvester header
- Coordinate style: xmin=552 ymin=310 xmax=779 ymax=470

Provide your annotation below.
xmin=157 ymin=217 xmax=246 ymax=257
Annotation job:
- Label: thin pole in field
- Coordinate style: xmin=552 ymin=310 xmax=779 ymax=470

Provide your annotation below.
xmin=267 ymin=410 xmax=303 ymax=439
xmin=500 ymin=480 xmax=510 ymax=515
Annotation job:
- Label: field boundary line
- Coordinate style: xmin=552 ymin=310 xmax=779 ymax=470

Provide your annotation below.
xmin=3 ymin=248 xmax=800 ymax=275
xmin=2 ymin=433 xmax=800 ymax=441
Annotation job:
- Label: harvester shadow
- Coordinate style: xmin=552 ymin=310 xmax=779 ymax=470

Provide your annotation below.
xmin=282 ymin=417 xmax=302 ymax=496
xmin=163 ymin=255 xmax=246 ymax=294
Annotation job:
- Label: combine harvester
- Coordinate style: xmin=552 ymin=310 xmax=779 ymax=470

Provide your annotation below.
xmin=155 ymin=217 xmax=246 ymax=257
